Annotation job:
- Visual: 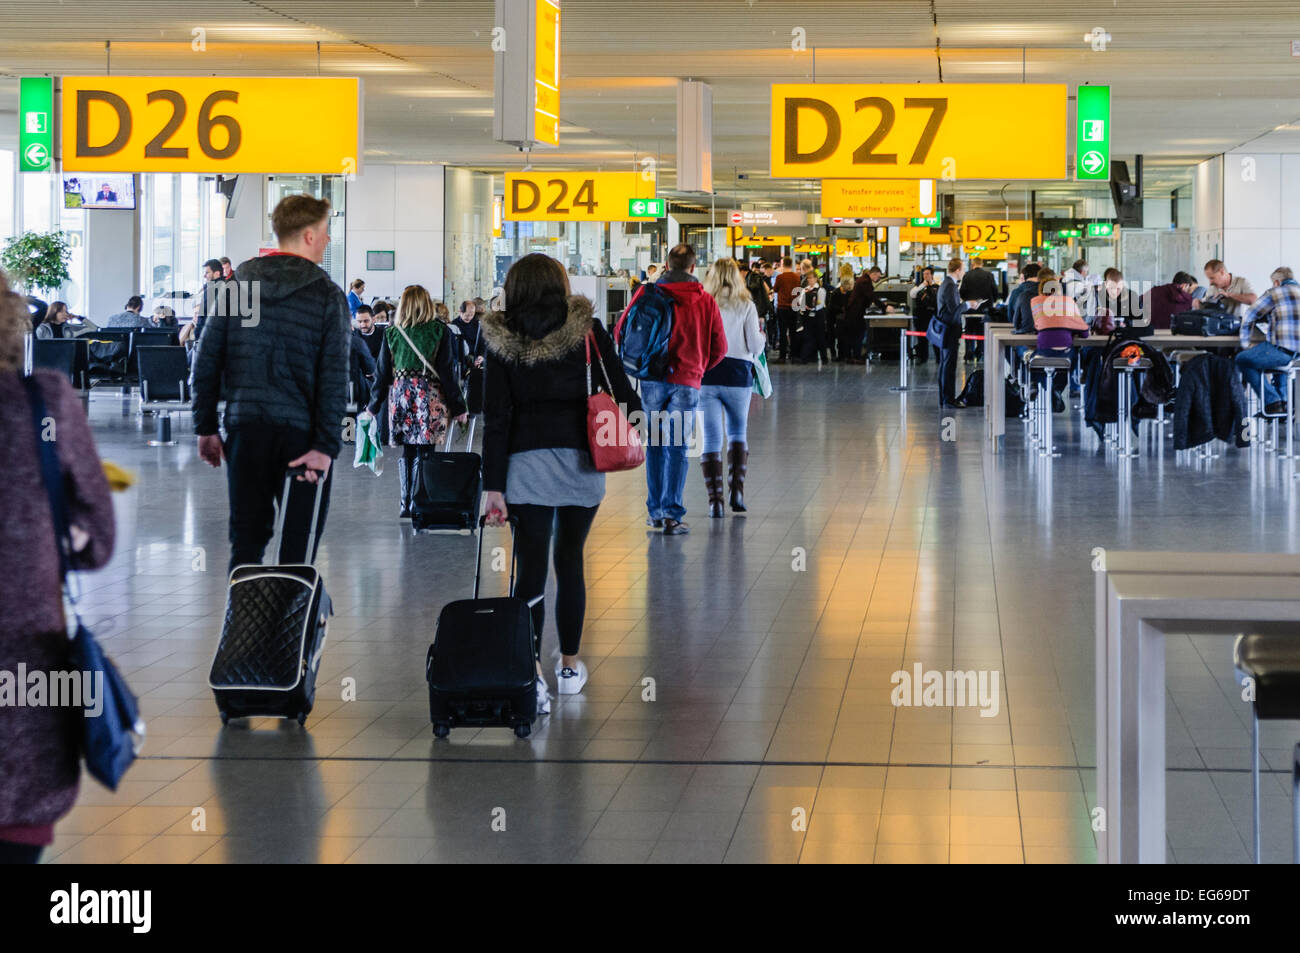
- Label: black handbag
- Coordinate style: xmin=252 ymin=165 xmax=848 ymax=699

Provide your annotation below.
xmin=24 ymin=376 xmax=144 ymax=790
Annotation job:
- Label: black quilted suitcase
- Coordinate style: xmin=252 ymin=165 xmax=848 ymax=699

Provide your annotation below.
xmin=209 ymin=471 xmax=331 ymax=726
xmin=426 ymin=516 xmax=538 ymax=739
xmin=412 ymin=416 xmax=481 ymax=534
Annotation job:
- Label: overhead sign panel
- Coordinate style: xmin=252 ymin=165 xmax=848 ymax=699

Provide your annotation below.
xmin=19 ymin=77 xmax=55 ymax=172
xmin=533 ymin=0 xmax=561 ymax=146
xmin=728 ymin=210 xmax=808 ymax=228
xmin=61 ymin=76 xmax=362 ymax=174
xmin=495 ymin=0 xmax=561 ymax=149
xmin=960 ymin=220 xmax=1032 ymax=257
xmin=771 ymin=83 xmax=1067 ymax=180
xmin=821 ymin=179 xmax=934 ymax=219
xmin=1075 ymin=85 xmax=1110 ymax=181
xmin=504 ymin=171 xmax=656 ymax=221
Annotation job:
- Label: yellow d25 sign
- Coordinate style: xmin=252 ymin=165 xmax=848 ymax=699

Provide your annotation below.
xmin=504 ymin=171 xmax=655 ymax=222
xmin=771 ymin=84 xmax=1067 ymax=180
xmin=62 ymin=76 xmax=362 ymax=174
xmin=960 ymin=220 xmax=1032 ymax=251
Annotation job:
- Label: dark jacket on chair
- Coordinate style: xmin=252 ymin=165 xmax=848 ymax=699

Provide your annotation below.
xmin=1173 ymin=352 xmax=1249 ymax=450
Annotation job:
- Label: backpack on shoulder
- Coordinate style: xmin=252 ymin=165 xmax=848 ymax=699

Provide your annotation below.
xmin=614 ymin=282 xmax=674 ymax=380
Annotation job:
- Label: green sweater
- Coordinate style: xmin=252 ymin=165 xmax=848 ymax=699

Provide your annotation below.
xmin=385 ymin=320 xmax=445 ymax=373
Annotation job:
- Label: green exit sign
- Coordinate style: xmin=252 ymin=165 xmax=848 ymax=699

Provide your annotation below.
xmin=910 ymin=212 xmax=942 ymax=228
xmin=629 ymin=198 xmax=665 ymax=218
xmin=19 ymin=77 xmax=54 ymax=172
xmin=1058 ymin=228 xmax=1081 ymax=238
xmin=1076 ymin=85 xmax=1111 ymax=181
xmin=1087 ymin=223 xmax=1114 ymax=237
xmin=1019 ymin=246 xmax=1032 ymax=255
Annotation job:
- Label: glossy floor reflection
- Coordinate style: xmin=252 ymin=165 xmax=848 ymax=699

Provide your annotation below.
xmin=46 ymin=358 xmax=1300 ymax=863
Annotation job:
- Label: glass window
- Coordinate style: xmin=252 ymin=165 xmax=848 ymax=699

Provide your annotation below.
xmin=264 ymin=175 xmax=346 ymax=287
xmin=150 ymin=173 xmax=174 ymax=298
xmin=179 ymin=174 xmax=201 ymax=296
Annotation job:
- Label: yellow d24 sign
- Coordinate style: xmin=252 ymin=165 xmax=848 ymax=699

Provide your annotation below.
xmin=505 ymin=171 xmax=656 ymax=222
xmin=62 ymin=76 xmax=362 ymax=174
xmin=771 ymin=84 xmax=1066 ymax=180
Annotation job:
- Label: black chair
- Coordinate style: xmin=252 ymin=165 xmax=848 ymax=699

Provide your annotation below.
xmin=1233 ymin=634 xmax=1300 ymax=863
xmin=83 ymin=329 xmax=133 ymax=385
xmin=136 ymin=346 xmax=191 ymax=446
xmin=32 ymin=339 xmax=84 ymax=391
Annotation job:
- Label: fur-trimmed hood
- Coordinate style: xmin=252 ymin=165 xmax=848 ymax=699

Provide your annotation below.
xmin=482 ymin=294 xmax=594 ymax=365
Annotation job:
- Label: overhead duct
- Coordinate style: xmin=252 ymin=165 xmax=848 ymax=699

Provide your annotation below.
xmin=675 ymin=80 xmax=713 ymax=193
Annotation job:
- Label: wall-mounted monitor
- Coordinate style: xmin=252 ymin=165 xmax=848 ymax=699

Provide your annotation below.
xmin=367 ymin=250 xmax=395 ymax=271
xmin=64 ymin=173 xmax=135 ymax=210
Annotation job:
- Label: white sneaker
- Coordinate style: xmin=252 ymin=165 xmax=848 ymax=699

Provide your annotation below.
xmin=534 ymin=676 xmax=551 ymax=714
xmin=555 ymin=660 xmax=589 ymax=695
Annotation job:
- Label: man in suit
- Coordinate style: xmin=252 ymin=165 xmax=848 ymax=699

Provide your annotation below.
xmin=938 ymin=258 xmax=972 ymax=409
xmin=95 ymin=184 xmax=118 ymax=203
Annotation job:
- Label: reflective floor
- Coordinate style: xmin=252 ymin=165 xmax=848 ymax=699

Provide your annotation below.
xmin=47 ymin=356 xmax=1300 ymax=863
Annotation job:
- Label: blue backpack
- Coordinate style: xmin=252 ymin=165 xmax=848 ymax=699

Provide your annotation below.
xmin=616 ymin=283 xmax=674 ymax=380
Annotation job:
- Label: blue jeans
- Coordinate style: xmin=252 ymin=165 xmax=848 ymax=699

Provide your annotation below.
xmin=1236 ymin=342 xmax=1296 ymax=407
xmin=641 ymin=379 xmax=699 ymax=521
xmin=699 ymin=384 xmax=751 ymax=455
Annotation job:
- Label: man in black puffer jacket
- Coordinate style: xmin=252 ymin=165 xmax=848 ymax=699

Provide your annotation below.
xmin=192 ymin=194 xmax=350 ymax=572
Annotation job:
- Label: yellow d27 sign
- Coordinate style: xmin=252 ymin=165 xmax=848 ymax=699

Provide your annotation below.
xmin=771 ymin=84 xmax=1066 ymax=180
xmin=821 ymin=179 xmax=934 ymax=219
xmin=62 ymin=76 xmax=362 ymax=174
xmin=505 ymin=171 xmax=656 ymax=222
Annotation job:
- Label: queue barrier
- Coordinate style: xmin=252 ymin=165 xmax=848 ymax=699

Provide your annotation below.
xmin=894 ymin=329 xmax=985 ymax=392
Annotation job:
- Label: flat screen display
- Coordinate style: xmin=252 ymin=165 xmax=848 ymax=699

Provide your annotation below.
xmin=64 ymin=174 xmax=135 ymax=210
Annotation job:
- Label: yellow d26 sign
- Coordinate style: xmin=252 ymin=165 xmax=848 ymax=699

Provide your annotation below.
xmin=62 ymin=76 xmax=362 ymax=174
xmin=771 ymin=83 xmax=1066 ymax=180
xmin=960 ymin=220 xmax=1032 ymax=252
xmin=505 ymin=171 xmax=655 ymax=222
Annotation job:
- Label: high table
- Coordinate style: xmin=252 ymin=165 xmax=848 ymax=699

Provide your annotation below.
xmin=983 ymin=327 xmax=1242 ymax=451
xmin=1096 ymin=551 xmax=1300 ymax=863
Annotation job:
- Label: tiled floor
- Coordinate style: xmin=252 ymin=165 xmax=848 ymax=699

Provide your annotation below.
xmin=46 ymin=355 xmax=1300 ymax=863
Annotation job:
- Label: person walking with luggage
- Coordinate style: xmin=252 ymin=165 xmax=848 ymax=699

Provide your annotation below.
xmin=365 ymin=284 xmax=468 ymax=518
xmin=192 ymin=194 xmax=351 ymax=573
xmin=0 ymin=272 xmax=116 ymax=863
xmin=698 ymin=258 xmax=764 ymax=518
xmin=453 ymin=298 xmax=487 ymax=415
xmin=633 ymin=243 xmax=727 ymax=535
xmin=937 ymin=258 xmax=971 ymax=410
xmin=481 ymin=254 xmax=641 ymax=707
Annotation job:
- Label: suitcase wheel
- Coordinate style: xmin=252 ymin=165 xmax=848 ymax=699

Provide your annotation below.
xmin=433 ymin=722 xmax=451 ymax=739
xmin=514 ymin=722 xmax=531 ymax=739
xmin=295 ymin=712 xmax=307 ymax=727
xmin=219 ymin=710 xmax=229 ymax=726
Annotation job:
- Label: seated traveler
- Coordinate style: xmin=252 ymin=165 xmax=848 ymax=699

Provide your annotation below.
xmin=1235 ymin=266 xmax=1300 ymax=418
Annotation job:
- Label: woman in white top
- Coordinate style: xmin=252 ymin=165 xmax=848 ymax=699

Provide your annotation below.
xmin=699 ymin=258 xmax=766 ymax=518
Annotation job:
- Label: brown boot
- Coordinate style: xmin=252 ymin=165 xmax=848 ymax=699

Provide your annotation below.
xmin=701 ymin=452 xmax=725 ymax=518
xmin=727 ymin=443 xmax=749 ymax=513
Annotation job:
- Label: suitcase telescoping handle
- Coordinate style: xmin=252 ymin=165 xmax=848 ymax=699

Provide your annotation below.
xmin=441 ymin=414 xmax=477 ymax=452
xmin=275 ymin=466 xmax=327 ymax=561
xmin=473 ymin=513 xmax=517 ymax=599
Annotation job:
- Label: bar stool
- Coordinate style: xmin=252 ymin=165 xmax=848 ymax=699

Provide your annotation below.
xmin=1233 ymin=634 xmax=1300 ymax=864
xmin=1273 ymin=358 xmax=1300 ymax=460
xmin=1027 ymin=352 xmax=1071 ymax=457
xmin=1112 ymin=355 xmax=1151 ymax=458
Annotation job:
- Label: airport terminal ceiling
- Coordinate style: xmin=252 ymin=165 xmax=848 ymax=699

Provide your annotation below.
xmin=0 ymin=0 xmax=1294 ymax=212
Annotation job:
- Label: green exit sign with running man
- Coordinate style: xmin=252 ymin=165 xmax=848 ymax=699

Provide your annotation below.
xmin=1076 ymin=85 xmax=1110 ymax=181
xmin=628 ymin=198 xmax=665 ymax=218
xmin=1087 ymin=223 xmax=1114 ymax=237
xmin=19 ymin=77 xmax=54 ymax=172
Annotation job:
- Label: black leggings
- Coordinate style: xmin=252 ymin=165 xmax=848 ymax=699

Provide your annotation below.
xmin=0 ymin=841 xmax=43 ymax=863
xmin=510 ymin=503 xmax=599 ymax=658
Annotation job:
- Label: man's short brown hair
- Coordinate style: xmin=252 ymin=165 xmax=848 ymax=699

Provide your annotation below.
xmin=272 ymin=194 xmax=331 ymax=243
xmin=947 ymin=258 xmax=963 ymax=274
xmin=1204 ymin=259 xmax=1225 ymax=274
xmin=666 ymin=243 xmax=697 ymax=272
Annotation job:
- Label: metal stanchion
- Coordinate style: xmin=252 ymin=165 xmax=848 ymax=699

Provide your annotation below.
xmin=889 ymin=327 xmax=909 ymax=393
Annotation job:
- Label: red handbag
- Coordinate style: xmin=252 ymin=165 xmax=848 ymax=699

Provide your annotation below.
xmin=585 ymin=331 xmax=644 ymax=472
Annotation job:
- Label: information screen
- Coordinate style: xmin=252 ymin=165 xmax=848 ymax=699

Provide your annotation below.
xmin=64 ymin=173 xmax=135 ymax=210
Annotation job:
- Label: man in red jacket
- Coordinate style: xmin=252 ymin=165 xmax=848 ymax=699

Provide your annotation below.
xmin=639 ymin=243 xmax=727 ymax=535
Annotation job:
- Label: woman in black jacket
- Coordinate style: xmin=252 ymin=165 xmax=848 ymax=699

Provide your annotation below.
xmin=481 ymin=254 xmax=641 ymax=711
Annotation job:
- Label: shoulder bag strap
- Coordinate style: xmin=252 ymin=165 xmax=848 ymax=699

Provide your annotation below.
xmin=393 ymin=323 xmax=438 ymax=378
xmin=585 ymin=330 xmax=615 ymax=396
xmin=23 ymin=376 xmax=81 ymax=618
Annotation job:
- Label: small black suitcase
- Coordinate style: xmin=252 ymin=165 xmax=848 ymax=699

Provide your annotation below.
xmin=412 ymin=416 xmax=481 ymax=534
xmin=426 ymin=516 xmax=538 ymax=739
xmin=209 ymin=470 xmax=331 ymax=726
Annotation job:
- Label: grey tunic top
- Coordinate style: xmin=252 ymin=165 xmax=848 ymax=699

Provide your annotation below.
xmin=505 ymin=447 xmax=604 ymax=508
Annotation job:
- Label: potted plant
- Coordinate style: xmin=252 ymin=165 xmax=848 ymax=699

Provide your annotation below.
xmin=0 ymin=230 xmax=72 ymax=298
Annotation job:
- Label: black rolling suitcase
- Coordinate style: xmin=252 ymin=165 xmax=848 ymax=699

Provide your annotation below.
xmin=412 ymin=416 xmax=481 ymax=534
xmin=426 ymin=516 xmax=538 ymax=739
xmin=208 ymin=469 xmax=332 ymax=726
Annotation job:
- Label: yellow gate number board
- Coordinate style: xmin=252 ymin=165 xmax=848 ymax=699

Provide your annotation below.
xmin=771 ymin=84 xmax=1066 ymax=180
xmin=959 ymin=220 xmax=1033 ymax=255
xmin=504 ymin=171 xmax=657 ymax=222
xmin=62 ymin=76 xmax=362 ymax=174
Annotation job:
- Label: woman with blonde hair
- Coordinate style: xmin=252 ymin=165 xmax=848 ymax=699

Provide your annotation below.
xmin=699 ymin=258 xmax=764 ymax=517
xmin=0 ymin=271 xmax=115 ymax=862
xmin=366 ymin=284 xmax=467 ymax=519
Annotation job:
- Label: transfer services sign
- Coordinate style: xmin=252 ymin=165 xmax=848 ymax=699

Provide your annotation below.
xmin=61 ymin=76 xmax=362 ymax=174
xmin=771 ymin=84 xmax=1067 ymax=180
